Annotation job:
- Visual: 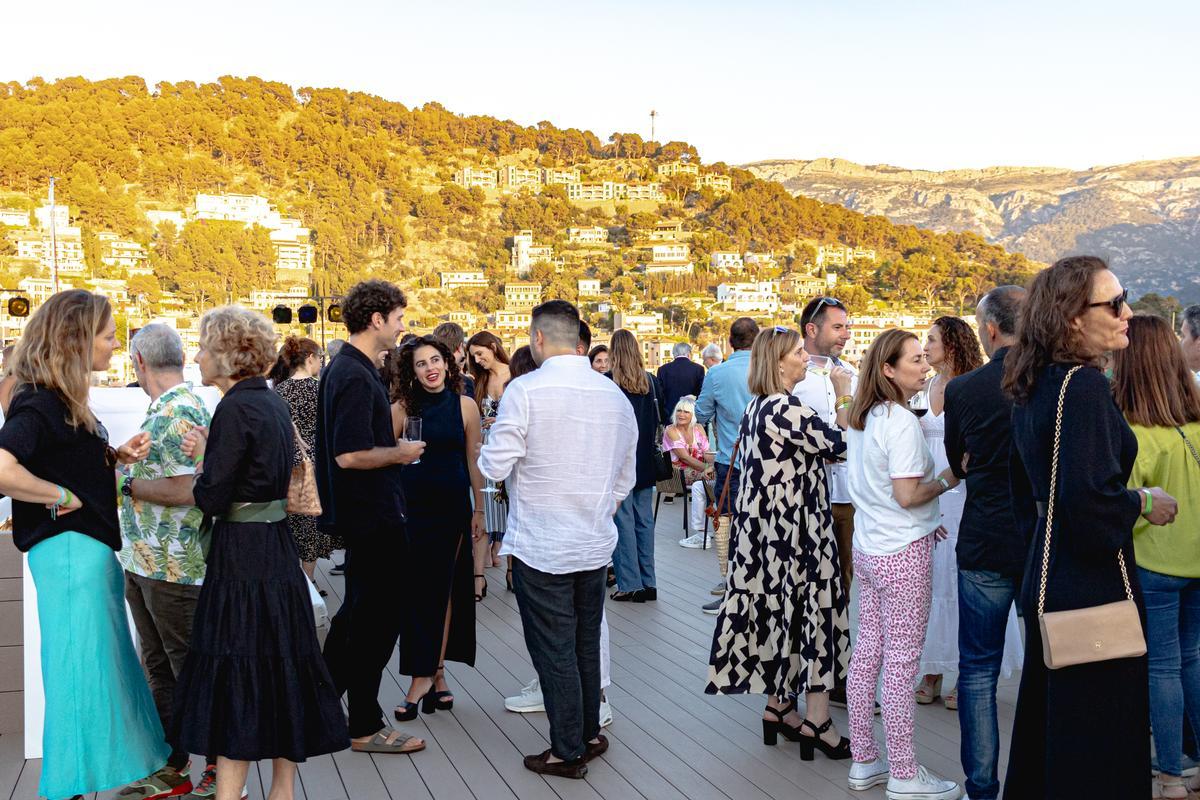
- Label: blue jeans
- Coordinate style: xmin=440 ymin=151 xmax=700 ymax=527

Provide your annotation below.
xmin=1139 ymin=566 xmax=1200 ymax=777
xmin=511 ymin=559 xmax=606 ymax=762
xmin=957 ymin=569 xmax=1017 ymax=800
xmin=612 ymin=487 xmax=656 ymax=592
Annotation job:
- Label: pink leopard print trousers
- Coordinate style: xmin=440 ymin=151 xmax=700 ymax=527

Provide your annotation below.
xmin=846 ymin=533 xmax=934 ymax=781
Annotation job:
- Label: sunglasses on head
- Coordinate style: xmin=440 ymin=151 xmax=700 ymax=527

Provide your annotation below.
xmin=1087 ymin=288 xmax=1129 ymax=317
xmin=804 ymin=297 xmax=843 ymax=330
xmin=770 ymin=325 xmax=789 ymax=336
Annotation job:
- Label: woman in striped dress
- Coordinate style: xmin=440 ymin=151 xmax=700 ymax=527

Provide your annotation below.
xmin=466 ymin=331 xmax=511 ymax=598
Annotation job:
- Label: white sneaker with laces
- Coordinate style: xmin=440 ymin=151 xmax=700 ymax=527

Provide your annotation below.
xmin=678 ymin=533 xmax=709 ymax=549
xmin=886 ymin=765 xmax=961 ymax=799
xmin=504 ymin=677 xmax=545 ymax=713
xmin=848 ymin=757 xmax=890 ymax=791
xmin=599 ymin=699 xmax=613 ymax=727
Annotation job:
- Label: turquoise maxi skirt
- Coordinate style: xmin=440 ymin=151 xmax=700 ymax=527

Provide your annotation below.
xmin=28 ymin=531 xmax=169 ymax=799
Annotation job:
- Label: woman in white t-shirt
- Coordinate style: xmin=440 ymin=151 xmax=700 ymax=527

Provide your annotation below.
xmin=843 ymin=329 xmax=962 ymax=800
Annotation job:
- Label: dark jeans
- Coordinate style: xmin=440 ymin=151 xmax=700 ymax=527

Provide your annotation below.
xmin=612 ymin=487 xmax=655 ymax=592
xmin=323 ymin=524 xmax=407 ymax=738
xmin=511 ymin=558 xmax=606 ymax=762
xmin=124 ymin=571 xmax=202 ymax=771
xmin=1139 ymin=566 xmax=1200 ymax=777
xmin=957 ymin=569 xmax=1017 ymax=800
xmin=713 ymin=461 xmax=740 ymax=516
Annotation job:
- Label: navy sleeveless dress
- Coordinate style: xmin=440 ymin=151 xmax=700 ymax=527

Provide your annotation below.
xmin=397 ymin=386 xmax=476 ymax=676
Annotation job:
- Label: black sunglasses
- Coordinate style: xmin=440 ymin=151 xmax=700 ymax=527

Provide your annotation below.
xmin=804 ymin=297 xmax=844 ymax=330
xmin=1087 ymin=288 xmax=1129 ymax=317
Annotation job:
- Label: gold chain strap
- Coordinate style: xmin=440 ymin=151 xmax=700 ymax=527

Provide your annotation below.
xmin=1037 ymin=366 xmax=1134 ymax=618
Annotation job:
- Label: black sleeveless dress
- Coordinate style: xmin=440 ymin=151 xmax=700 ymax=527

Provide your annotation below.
xmin=397 ymin=386 xmax=476 ymax=676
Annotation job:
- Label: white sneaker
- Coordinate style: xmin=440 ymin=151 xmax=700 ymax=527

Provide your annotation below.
xmin=599 ymin=700 xmax=613 ymax=728
xmin=504 ymin=677 xmax=545 ymax=713
xmin=886 ymin=765 xmax=961 ymax=799
xmin=848 ymin=757 xmax=890 ymax=791
xmin=678 ymin=533 xmax=709 ymax=549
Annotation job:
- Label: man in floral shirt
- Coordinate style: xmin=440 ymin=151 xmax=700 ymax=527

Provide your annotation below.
xmin=115 ymin=325 xmax=223 ymax=799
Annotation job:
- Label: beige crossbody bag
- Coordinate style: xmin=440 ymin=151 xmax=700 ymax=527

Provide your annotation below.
xmin=1037 ymin=365 xmax=1147 ymax=669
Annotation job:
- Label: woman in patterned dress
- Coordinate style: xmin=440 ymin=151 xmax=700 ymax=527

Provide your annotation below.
xmin=466 ymin=331 xmax=511 ymax=597
xmin=270 ymin=336 xmax=342 ymax=580
xmin=706 ymin=325 xmax=855 ymax=761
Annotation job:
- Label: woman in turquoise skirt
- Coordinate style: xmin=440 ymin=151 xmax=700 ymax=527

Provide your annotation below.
xmin=0 ymin=290 xmax=167 ymax=799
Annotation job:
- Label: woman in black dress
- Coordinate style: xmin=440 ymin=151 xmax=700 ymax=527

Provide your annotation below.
xmin=173 ymin=306 xmax=350 ymax=799
xmin=270 ymin=335 xmax=342 ymax=580
xmin=1002 ymin=256 xmax=1178 ymax=799
xmin=385 ymin=335 xmax=485 ymax=719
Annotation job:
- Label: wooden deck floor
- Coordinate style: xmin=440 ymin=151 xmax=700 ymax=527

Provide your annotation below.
xmin=1 ymin=499 xmax=1017 ymax=800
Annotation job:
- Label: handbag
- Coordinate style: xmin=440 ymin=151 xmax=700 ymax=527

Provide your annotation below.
xmin=287 ymin=424 xmax=323 ymax=517
xmin=1037 ymin=365 xmax=1146 ymax=669
xmin=705 ymin=436 xmax=742 ymax=578
xmin=649 ymin=376 xmax=675 ymax=483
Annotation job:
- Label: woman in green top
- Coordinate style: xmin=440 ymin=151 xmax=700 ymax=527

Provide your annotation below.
xmin=1112 ymin=314 xmax=1200 ymax=799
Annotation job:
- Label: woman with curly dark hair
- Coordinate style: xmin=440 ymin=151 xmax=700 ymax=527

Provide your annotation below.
xmin=914 ymin=317 xmax=1022 ymax=708
xmin=383 ymin=335 xmax=486 ymax=722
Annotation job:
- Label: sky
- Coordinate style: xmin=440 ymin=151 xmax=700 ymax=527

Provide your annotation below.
xmin=3 ymin=0 xmax=1197 ymax=171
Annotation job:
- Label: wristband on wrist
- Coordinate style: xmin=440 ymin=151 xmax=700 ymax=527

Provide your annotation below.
xmin=194 ymin=454 xmax=205 ymax=468
xmin=63 ymin=488 xmax=74 ymax=507
xmin=936 ymin=476 xmax=950 ymax=493
xmin=1142 ymin=488 xmax=1153 ymax=515
xmin=55 ymin=485 xmax=67 ymax=506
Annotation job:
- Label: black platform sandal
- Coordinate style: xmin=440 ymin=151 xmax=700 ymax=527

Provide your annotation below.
xmin=395 ymin=683 xmax=435 ymax=721
xmin=474 ymin=574 xmax=487 ymax=601
xmin=798 ymin=717 xmax=851 ymax=761
xmin=761 ymin=699 xmax=803 ymax=746
xmin=430 ymin=665 xmax=454 ymax=711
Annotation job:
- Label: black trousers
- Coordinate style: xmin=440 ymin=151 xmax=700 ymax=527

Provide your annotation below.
xmin=323 ymin=524 xmax=407 ymax=738
xmin=511 ymin=558 xmax=606 ymax=762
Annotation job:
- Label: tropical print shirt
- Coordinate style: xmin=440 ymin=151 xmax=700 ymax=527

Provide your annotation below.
xmin=118 ymin=383 xmax=211 ymax=584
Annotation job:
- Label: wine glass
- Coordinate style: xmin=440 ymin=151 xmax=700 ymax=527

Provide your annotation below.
xmin=807 ymin=354 xmax=832 ymax=377
xmin=908 ymin=389 xmax=929 ymax=419
xmin=403 ymin=417 xmax=423 ymax=464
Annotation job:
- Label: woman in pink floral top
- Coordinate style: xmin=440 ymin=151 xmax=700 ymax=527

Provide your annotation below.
xmin=661 ymin=395 xmax=715 ymax=548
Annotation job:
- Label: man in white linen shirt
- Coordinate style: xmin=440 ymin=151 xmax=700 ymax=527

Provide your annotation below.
xmin=479 ymin=300 xmax=637 ymax=779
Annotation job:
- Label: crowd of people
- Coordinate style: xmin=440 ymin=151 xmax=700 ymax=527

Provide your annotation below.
xmin=0 ymin=255 xmax=1198 ymax=799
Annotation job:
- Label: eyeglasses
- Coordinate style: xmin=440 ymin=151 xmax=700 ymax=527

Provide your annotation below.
xmin=1087 ymin=288 xmax=1130 ymax=318
xmin=804 ymin=297 xmax=843 ymax=330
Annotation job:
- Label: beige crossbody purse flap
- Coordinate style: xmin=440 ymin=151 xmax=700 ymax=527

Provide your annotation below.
xmin=1037 ymin=366 xmax=1146 ymax=669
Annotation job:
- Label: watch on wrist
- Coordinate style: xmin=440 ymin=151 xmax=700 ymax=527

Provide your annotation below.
xmin=121 ymin=476 xmax=135 ymax=498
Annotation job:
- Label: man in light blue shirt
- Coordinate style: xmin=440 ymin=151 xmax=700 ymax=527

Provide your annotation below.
xmin=693 ymin=317 xmax=757 ymax=612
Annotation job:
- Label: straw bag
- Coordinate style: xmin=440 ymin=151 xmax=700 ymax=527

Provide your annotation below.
xmin=1037 ymin=366 xmax=1145 ymax=669
xmin=287 ymin=425 xmax=323 ymax=517
xmin=705 ymin=436 xmax=741 ymax=578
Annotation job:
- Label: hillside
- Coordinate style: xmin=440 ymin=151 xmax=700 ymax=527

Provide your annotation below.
xmin=745 ymin=157 xmax=1200 ymax=302
xmin=0 ymin=76 xmax=1037 ymax=333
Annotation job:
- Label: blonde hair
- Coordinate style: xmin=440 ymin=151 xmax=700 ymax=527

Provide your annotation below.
xmin=747 ymin=326 xmax=801 ymax=396
xmin=9 ymin=289 xmax=111 ymax=432
xmin=849 ymin=329 xmax=917 ymax=431
xmin=198 ymin=306 xmax=278 ymax=380
xmin=610 ymin=329 xmax=649 ymax=394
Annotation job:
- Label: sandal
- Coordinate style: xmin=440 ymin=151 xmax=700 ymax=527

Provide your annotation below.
xmin=761 ymin=699 xmax=803 ymax=745
xmin=474 ymin=574 xmax=487 ymax=601
xmin=1156 ymin=774 xmax=1188 ymax=799
xmin=431 ymin=665 xmax=454 ymax=711
xmin=351 ymin=728 xmax=426 ymax=754
xmin=943 ymin=685 xmax=958 ymax=710
xmin=506 ymin=567 xmax=514 ymax=592
xmin=915 ymin=674 xmax=942 ymax=705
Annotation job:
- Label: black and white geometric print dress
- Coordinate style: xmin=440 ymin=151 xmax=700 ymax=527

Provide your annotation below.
xmin=706 ymin=393 xmax=851 ymax=697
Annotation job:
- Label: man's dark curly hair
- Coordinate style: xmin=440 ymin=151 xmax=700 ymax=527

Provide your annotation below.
xmin=342 ymin=279 xmax=407 ymax=335
xmin=384 ymin=335 xmax=463 ymax=413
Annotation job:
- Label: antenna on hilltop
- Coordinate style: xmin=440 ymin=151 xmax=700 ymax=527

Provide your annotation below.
xmin=650 ymin=110 xmax=657 ymax=143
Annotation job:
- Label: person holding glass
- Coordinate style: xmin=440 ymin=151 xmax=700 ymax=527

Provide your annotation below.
xmin=466 ymin=331 xmax=511 ymax=596
xmin=662 ymin=395 xmax=714 ymax=548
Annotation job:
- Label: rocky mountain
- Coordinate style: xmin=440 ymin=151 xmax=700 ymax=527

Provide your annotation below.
xmin=745 ymin=156 xmax=1200 ymax=302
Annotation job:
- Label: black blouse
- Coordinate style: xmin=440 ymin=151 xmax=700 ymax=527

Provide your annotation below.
xmin=0 ymin=385 xmax=119 ymax=552
xmin=193 ymin=377 xmax=294 ymax=517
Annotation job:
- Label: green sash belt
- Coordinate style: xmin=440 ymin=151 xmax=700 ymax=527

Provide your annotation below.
xmin=219 ymin=499 xmax=288 ymax=523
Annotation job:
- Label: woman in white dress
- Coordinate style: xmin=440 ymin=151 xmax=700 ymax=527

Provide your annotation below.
xmin=915 ymin=317 xmax=1024 ymax=709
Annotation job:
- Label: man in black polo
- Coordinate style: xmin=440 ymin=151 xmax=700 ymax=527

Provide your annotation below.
xmin=318 ymin=279 xmax=426 ymax=755
xmin=943 ymin=285 xmax=1026 ymax=800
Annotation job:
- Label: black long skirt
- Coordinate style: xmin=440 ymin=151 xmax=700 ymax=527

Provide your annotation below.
xmin=171 ymin=519 xmax=349 ymax=761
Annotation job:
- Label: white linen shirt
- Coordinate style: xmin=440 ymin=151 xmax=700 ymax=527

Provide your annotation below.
xmin=479 ymin=354 xmax=638 ymax=574
xmin=793 ymin=358 xmax=857 ymax=504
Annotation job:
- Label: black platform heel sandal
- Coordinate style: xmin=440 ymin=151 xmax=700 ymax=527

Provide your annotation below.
xmin=761 ymin=700 xmax=803 ymax=746
xmin=430 ymin=665 xmax=454 ymax=711
xmin=474 ymin=574 xmax=487 ymax=601
xmin=798 ymin=717 xmax=851 ymax=761
xmin=395 ymin=684 xmax=435 ymax=721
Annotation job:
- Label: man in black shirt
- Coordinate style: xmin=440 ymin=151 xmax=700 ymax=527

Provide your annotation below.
xmin=943 ymin=284 xmax=1026 ymax=800
xmin=657 ymin=342 xmax=705 ymax=417
xmin=318 ymin=279 xmax=427 ymax=755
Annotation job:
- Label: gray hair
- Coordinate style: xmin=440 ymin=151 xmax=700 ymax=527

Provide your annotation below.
xmin=1184 ymin=305 xmax=1200 ymax=339
xmin=130 ymin=323 xmax=184 ymax=370
xmin=326 ymin=339 xmax=347 ymax=360
xmin=701 ymin=343 xmax=723 ymax=362
xmin=977 ymin=285 xmax=1026 ymax=337
xmin=671 ymin=341 xmax=693 ymax=359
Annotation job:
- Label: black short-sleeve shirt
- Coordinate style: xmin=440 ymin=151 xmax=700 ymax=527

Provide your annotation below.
xmin=0 ymin=386 xmax=119 ymax=552
xmin=315 ymin=344 xmax=405 ymax=533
